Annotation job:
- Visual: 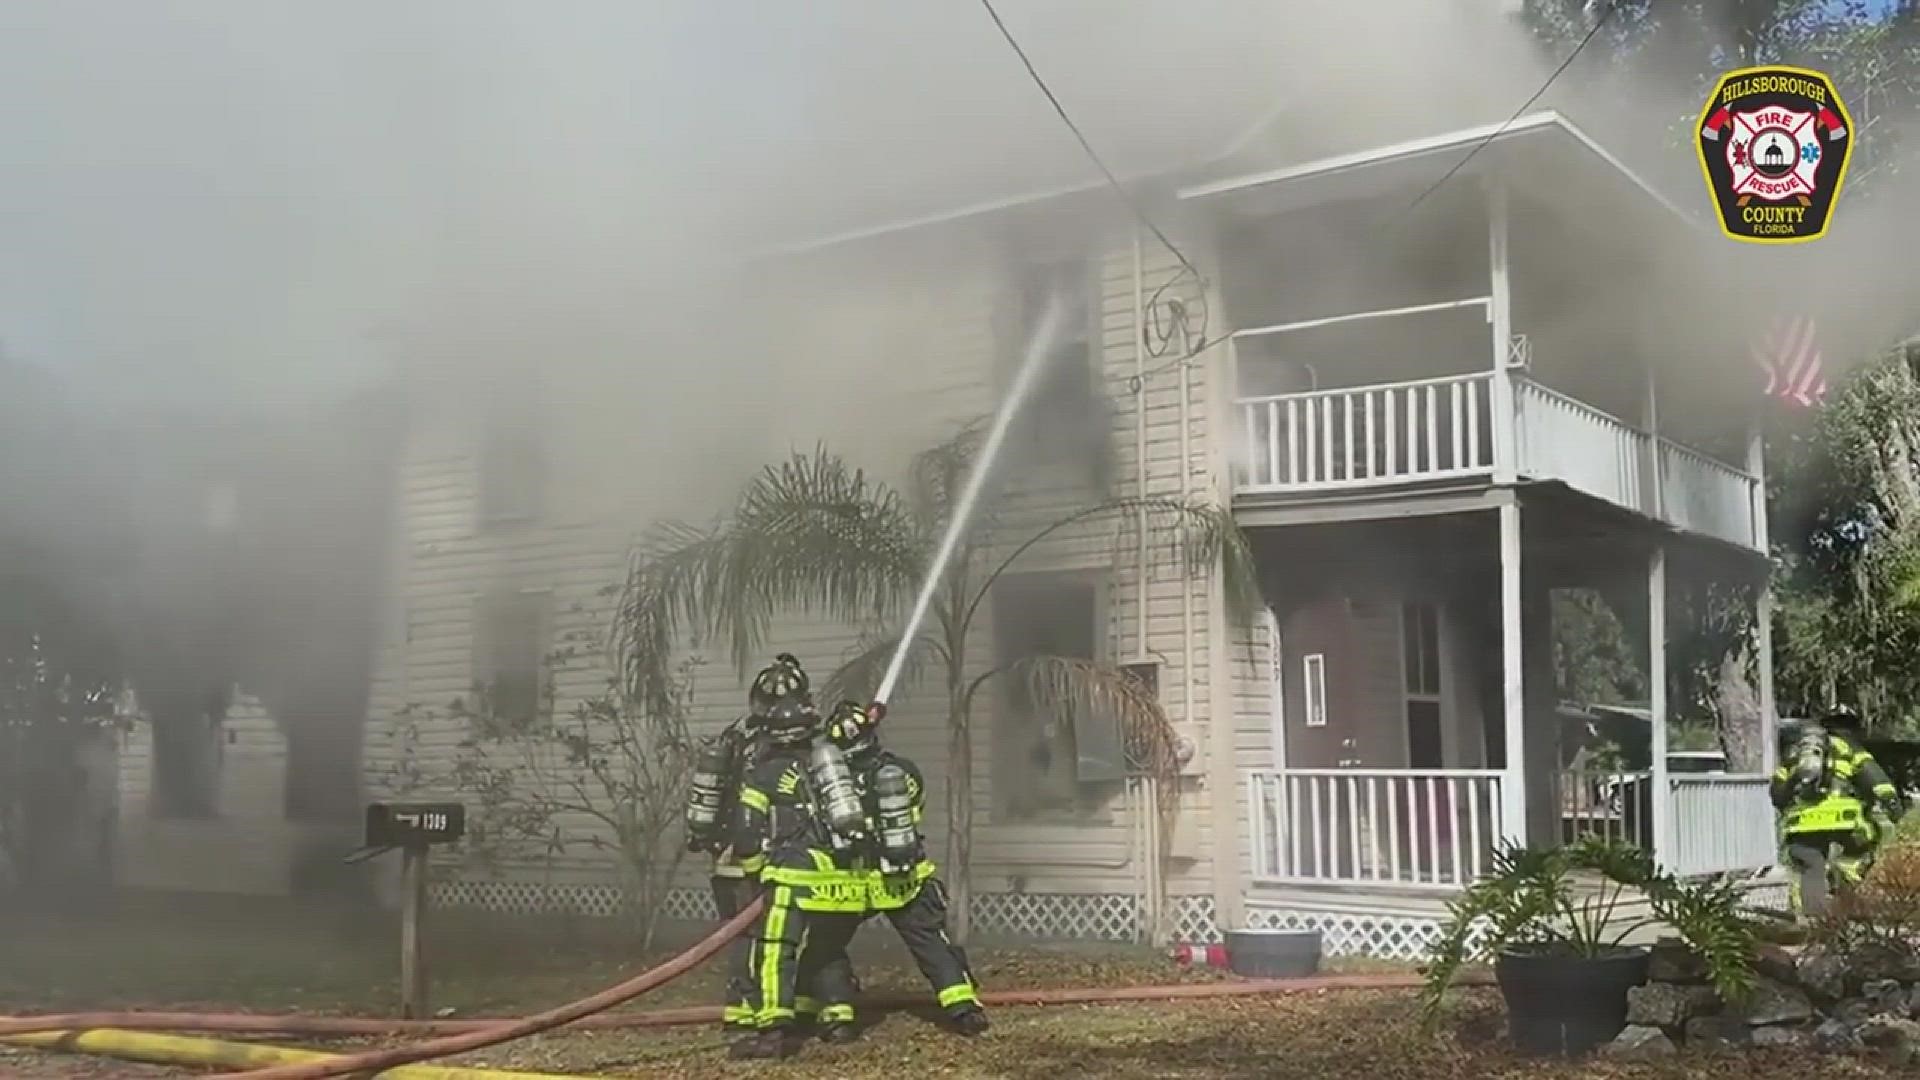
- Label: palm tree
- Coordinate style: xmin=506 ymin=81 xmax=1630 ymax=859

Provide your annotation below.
xmin=611 ymin=423 xmax=1260 ymax=940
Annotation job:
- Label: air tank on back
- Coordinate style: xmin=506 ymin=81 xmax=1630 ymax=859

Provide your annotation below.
xmin=809 ymin=739 xmax=866 ymax=844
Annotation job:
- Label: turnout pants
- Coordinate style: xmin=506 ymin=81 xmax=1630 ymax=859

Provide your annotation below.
xmin=748 ymin=875 xmax=869 ymax=1029
xmin=874 ymin=875 xmax=979 ymax=1015
xmin=710 ymin=873 xmax=756 ymax=1027
xmin=1787 ymin=827 xmax=1876 ymax=918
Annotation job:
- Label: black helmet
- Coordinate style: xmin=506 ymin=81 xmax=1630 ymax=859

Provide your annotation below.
xmin=1822 ymin=709 xmax=1865 ymax=737
xmin=762 ymin=697 xmax=819 ymax=747
xmin=825 ymin=700 xmax=878 ymax=759
xmin=749 ymin=654 xmax=810 ymax=717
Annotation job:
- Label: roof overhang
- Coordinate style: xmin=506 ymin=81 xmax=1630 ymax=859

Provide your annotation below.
xmin=1177 ymin=111 xmax=1703 ymax=236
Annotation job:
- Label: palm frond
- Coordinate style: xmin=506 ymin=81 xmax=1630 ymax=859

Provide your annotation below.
xmin=822 ymin=625 xmax=942 ymax=707
xmin=1005 ymin=655 xmax=1178 ymax=779
xmin=908 ymin=420 xmax=988 ymax=528
xmin=714 ymin=446 xmax=929 ymax=673
xmin=611 ymin=520 xmax=730 ymax=716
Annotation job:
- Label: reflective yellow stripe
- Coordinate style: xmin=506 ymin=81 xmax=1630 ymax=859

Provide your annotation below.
xmin=756 ymin=885 xmax=792 ymax=1025
xmin=723 ymin=1004 xmax=754 ymax=1024
xmin=818 ymin=1003 xmax=856 ymax=1023
xmin=937 ymin=984 xmax=979 ymax=1009
xmin=795 ymin=996 xmax=821 ymax=1016
xmin=809 ymin=849 xmax=836 ymax=873
xmin=739 ymin=787 xmax=771 ymax=811
xmin=739 ymin=854 xmax=767 ymax=874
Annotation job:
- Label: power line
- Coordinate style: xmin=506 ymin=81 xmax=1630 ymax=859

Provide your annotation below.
xmin=1399 ymin=0 xmax=1621 ymax=218
xmin=976 ymin=0 xmax=1203 ymax=284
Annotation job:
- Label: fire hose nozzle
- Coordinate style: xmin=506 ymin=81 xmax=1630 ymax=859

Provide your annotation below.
xmin=867 ymin=701 xmax=887 ymax=723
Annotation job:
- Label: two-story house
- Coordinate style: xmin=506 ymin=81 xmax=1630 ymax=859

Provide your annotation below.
xmin=122 ymin=111 xmax=1782 ymax=959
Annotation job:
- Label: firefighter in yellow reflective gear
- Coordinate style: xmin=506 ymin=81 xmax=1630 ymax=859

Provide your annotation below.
xmin=823 ymin=701 xmax=989 ymax=1037
xmin=729 ymin=687 xmax=868 ymax=1060
xmin=683 ymin=655 xmax=804 ymax=1032
xmin=1773 ymin=710 xmax=1904 ymax=917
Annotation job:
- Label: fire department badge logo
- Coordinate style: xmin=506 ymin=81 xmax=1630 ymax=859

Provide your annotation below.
xmin=1696 ymin=65 xmax=1853 ymax=243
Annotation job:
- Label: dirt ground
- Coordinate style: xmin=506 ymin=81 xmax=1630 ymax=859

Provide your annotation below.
xmin=0 ymin=894 xmax=1904 ymax=1079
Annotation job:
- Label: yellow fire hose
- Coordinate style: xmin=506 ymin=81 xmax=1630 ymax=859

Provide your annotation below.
xmin=3 ymin=1028 xmax=609 ymax=1079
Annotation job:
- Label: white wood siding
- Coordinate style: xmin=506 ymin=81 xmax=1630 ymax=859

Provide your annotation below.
xmin=362 ymin=220 xmax=1236 ymax=905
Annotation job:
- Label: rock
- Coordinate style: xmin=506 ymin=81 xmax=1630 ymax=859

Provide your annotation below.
xmin=1755 ymin=943 xmax=1801 ymax=985
xmin=1856 ymin=1016 xmax=1920 ymax=1065
xmin=1627 ymin=983 xmax=1721 ymax=1027
xmin=1733 ymin=977 xmax=1815 ymax=1027
xmin=1603 ymin=1025 xmax=1678 ymax=1061
xmin=1863 ymin=979 xmax=1908 ymax=1015
xmin=1814 ymin=1017 xmax=1864 ymax=1053
xmin=1684 ymin=1015 xmax=1752 ymax=1049
xmin=1836 ymin=999 xmax=1878 ymax=1028
xmin=1849 ymin=943 xmax=1920 ymax=987
xmin=1752 ymin=1025 xmax=1811 ymax=1049
xmin=1649 ymin=937 xmax=1711 ymax=984
xmin=1795 ymin=950 xmax=1851 ymax=1002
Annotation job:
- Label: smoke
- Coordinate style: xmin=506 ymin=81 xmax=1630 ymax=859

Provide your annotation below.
xmin=0 ymin=0 xmax=1914 ymax=848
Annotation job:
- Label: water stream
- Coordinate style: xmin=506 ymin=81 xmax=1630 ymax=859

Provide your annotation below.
xmin=872 ymin=293 xmax=1068 ymax=707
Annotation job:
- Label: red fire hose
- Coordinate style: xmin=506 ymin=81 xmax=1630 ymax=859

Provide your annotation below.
xmin=203 ymin=896 xmax=765 ymax=1080
xmin=0 ymin=970 xmax=1483 ymax=1043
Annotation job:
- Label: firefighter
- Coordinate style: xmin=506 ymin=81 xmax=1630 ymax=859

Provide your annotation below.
xmin=730 ymin=685 xmax=869 ymax=1060
xmin=685 ymin=654 xmax=806 ymax=1032
xmin=823 ymin=700 xmax=990 ymax=1037
xmin=1772 ymin=709 xmax=1904 ymax=917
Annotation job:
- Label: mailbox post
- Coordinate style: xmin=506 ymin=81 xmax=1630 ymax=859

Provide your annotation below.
xmin=347 ymin=801 xmax=465 ymax=1019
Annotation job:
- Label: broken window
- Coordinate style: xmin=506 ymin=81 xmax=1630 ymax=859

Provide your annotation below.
xmin=476 ymin=408 xmax=544 ymax=526
xmin=998 ymin=258 xmax=1107 ymax=479
xmin=989 ymin=573 xmax=1118 ymax=821
xmin=474 ymin=590 xmax=549 ymax=725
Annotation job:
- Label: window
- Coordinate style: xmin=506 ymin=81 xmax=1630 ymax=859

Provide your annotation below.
xmin=476 ymin=409 xmax=544 ymax=525
xmin=474 ymin=590 xmax=550 ymax=724
xmin=1403 ymin=602 xmax=1443 ymax=769
xmin=151 ymin=690 xmax=226 ymax=818
xmin=999 ymin=258 xmax=1103 ymax=472
xmin=990 ymin=573 xmax=1116 ymax=821
xmin=1302 ymin=654 xmax=1328 ymax=728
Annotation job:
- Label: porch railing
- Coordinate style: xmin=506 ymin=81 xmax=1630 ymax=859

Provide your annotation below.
xmin=1247 ymin=768 xmax=1506 ymax=889
xmin=1235 ymin=373 xmax=1495 ymax=492
xmin=1556 ymin=769 xmax=1657 ymax=852
xmin=1666 ymin=775 xmax=1777 ymax=878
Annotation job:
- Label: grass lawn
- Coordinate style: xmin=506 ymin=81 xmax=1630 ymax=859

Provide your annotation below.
xmin=0 ymin=894 xmax=1905 ymax=1078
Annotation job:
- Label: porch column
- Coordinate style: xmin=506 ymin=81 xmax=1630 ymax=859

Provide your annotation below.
xmin=1748 ymin=420 xmax=1778 ymax=775
xmin=1498 ymin=500 xmax=1527 ymax=844
xmin=1487 ymin=180 xmax=1518 ymax=484
xmin=1648 ymin=544 xmax=1672 ymax=868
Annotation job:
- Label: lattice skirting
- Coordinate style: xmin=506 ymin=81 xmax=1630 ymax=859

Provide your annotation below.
xmin=1244 ymin=905 xmax=1459 ymax=962
xmin=431 ymin=878 xmax=1210 ymax=944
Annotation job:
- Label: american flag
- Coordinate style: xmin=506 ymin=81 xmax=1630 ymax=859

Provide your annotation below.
xmin=1753 ymin=314 xmax=1826 ymax=407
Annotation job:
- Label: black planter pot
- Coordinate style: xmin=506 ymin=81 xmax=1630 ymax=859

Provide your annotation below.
xmin=1494 ymin=946 xmax=1651 ymax=1057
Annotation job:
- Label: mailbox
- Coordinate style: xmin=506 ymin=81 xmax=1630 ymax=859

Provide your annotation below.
xmin=365 ymin=801 xmax=466 ymax=849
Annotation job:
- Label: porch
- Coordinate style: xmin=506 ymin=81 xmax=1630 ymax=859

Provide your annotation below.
xmin=1237 ymin=505 xmax=1780 ymax=905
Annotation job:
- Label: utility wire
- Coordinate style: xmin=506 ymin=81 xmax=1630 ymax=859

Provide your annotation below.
xmin=1398 ymin=0 xmax=1621 ymax=218
xmin=976 ymin=0 xmax=1203 ymax=284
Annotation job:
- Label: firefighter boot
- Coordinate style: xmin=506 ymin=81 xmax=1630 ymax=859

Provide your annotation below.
xmin=948 ymin=1005 xmax=991 ymax=1036
xmin=729 ymin=1028 xmax=799 ymax=1061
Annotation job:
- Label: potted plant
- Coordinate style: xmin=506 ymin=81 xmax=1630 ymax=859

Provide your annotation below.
xmin=1420 ymin=836 xmax=1757 ymax=1056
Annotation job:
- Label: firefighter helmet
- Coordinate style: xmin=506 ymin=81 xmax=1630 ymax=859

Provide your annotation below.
xmin=1822 ymin=709 xmax=1865 ymax=739
xmin=749 ymin=654 xmax=810 ymax=717
xmin=761 ymin=696 xmax=819 ymax=747
xmin=825 ymin=700 xmax=878 ymax=759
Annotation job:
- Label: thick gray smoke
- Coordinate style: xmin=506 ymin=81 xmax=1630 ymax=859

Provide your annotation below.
xmin=1 ymin=0 xmax=1914 ymax=850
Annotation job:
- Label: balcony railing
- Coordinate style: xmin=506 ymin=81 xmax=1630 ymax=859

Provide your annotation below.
xmin=1666 ymin=774 xmax=1777 ymax=879
xmin=1233 ymin=374 xmax=1760 ymax=549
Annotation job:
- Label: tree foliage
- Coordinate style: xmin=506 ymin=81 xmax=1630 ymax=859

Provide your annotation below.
xmin=612 ymin=427 xmax=1259 ymax=941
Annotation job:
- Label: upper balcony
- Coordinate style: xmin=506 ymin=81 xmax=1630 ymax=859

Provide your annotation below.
xmin=1185 ymin=113 xmax=1767 ymax=555
xmin=1230 ymin=371 xmax=1762 ymax=551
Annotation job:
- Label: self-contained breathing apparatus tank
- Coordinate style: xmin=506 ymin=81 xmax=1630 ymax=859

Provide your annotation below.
xmin=1791 ymin=730 xmax=1831 ymax=799
xmin=809 ymin=740 xmax=867 ymax=848
xmin=685 ymin=729 xmax=741 ymax=852
xmin=870 ymin=762 xmax=921 ymax=874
